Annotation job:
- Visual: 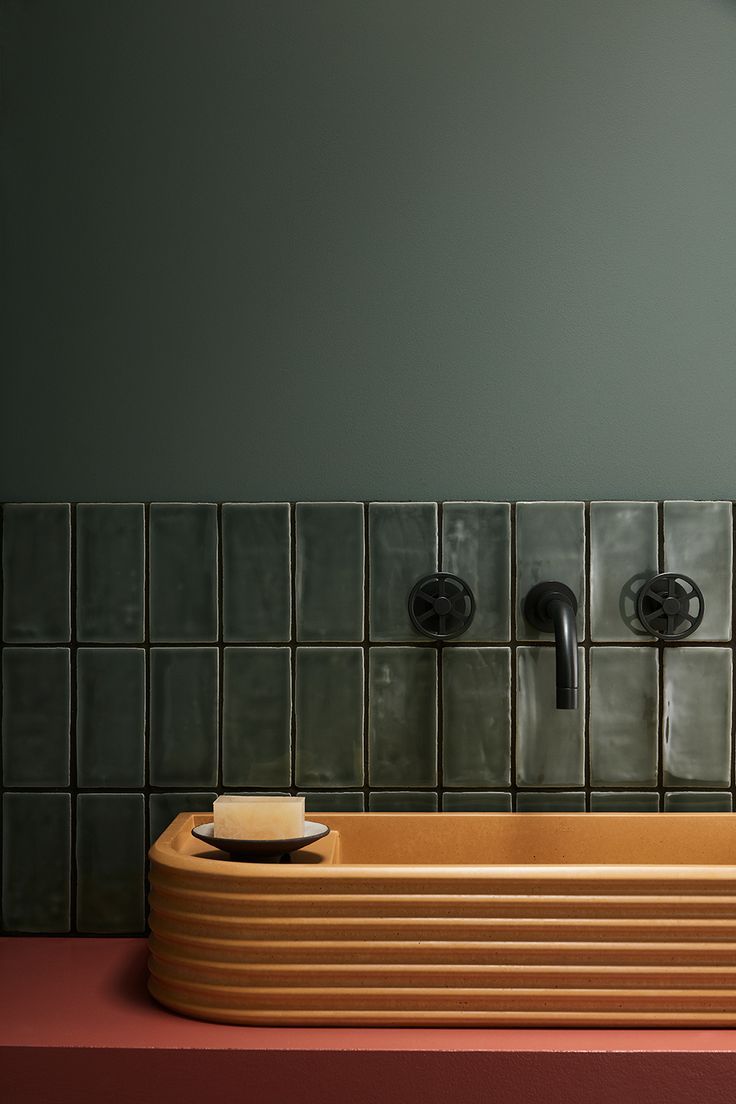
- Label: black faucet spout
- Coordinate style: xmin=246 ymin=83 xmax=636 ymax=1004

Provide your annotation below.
xmin=523 ymin=581 xmax=579 ymax=710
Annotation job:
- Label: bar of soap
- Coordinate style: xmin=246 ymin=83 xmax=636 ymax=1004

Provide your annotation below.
xmin=213 ymin=795 xmax=305 ymax=840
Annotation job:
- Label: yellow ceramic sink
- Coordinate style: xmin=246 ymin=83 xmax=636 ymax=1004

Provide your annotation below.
xmin=148 ymin=812 xmax=736 ymax=1026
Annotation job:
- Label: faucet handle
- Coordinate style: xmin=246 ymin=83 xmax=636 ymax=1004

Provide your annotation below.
xmin=636 ymin=573 xmax=704 ymax=640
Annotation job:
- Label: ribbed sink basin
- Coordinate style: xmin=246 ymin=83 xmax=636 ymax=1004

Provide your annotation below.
xmin=148 ymin=812 xmax=736 ymax=1026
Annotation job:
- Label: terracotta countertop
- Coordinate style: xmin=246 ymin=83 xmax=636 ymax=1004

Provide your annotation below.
xmin=2 ymin=937 xmax=736 ymax=1103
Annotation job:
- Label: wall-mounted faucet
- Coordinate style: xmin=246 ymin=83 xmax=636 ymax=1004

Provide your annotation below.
xmin=523 ymin=582 xmax=579 ymax=709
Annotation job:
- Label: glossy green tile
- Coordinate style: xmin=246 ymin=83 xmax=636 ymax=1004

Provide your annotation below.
xmin=589 ymin=648 xmax=658 ymax=787
xmin=222 ymin=503 xmax=291 ymax=641
xmin=296 ymin=503 xmax=364 ymax=641
xmin=150 ymin=503 xmax=218 ymax=642
xmin=663 ymin=648 xmax=732 ymax=787
xmin=664 ymin=791 xmax=733 ymax=812
xmin=296 ymin=648 xmax=364 ymax=787
xmin=516 ymin=791 xmax=586 ymax=812
xmin=2 ymin=504 xmax=70 ymax=642
xmin=516 ymin=502 xmax=585 ymax=641
xmin=76 ymin=504 xmax=144 ymax=642
xmin=222 ymin=647 xmax=291 ymax=787
xmin=2 ymin=793 xmax=71 ymax=932
xmin=664 ymin=501 xmax=732 ymax=641
xmin=76 ymin=794 xmax=145 ymax=933
xmin=150 ymin=648 xmax=218 ymax=786
xmin=442 ymin=503 xmax=510 ymax=641
xmin=298 ymin=791 xmax=365 ymax=813
xmin=590 ymin=502 xmax=658 ymax=641
xmin=442 ymin=791 xmax=512 ymax=812
xmin=590 ymin=792 xmax=660 ymax=812
xmin=149 ymin=791 xmax=218 ymax=843
xmin=442 ymin=648 xmax=510 ymax=786
xmin=369 ymin=791 xmax=438 ymax=812
xmin=368 ymin=647 xmax=437 ymax=786
xmin=2 ymin=648 xmax=70 ymax=786
xmin=76 ymin=648 xmax=145 ymax=787
xmin=516 ymin=647 xmax=585 ymax=787
xmin=368 ymin=503 xmax=437 ymax=641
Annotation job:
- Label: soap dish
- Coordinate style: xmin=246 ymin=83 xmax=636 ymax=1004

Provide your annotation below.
xmin=191 ymin=820 xmax=330 ymax=860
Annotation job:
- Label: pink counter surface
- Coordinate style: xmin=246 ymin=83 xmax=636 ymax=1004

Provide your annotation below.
xmin=2 ymin=937 xmax=736 ymax=1103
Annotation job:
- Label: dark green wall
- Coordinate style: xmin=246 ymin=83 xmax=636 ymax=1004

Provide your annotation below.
xmin=2 ymin=0 xmax=736 ymax=502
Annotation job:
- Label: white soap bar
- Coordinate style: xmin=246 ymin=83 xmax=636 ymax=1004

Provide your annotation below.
xmin=213 ymin=795 xmax=305 ymax=840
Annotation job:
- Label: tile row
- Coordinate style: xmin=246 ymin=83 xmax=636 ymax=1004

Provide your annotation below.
xmin=3 ymin=501 xmax=733 ymax=644
xmin=4 ymin=787 xmax=734 ymax=933
xmin=3 ymin=645 xmax=733 ymax=790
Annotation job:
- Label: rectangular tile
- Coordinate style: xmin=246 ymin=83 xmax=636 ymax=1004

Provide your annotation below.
xmin=298 ymin=791 xmax=366 ymax=813
xmin=150 ymin=648 xmax=218 ymax=786
xmin=516 ymin=502 xmax=585 ymax=641
xmin=222 ymin=503 xmax=291 ymax=642
xmin=76 ymin=794 xmax=145 ymax=933
xmin=76 ymin=503 xmax=145 ymax=642
xmin=442 ymin=791 xmax=512 ymax=812
xmin=590 ymin=502 xmax=658 ymax=641
xmin=2 ymin=793 xmax=71 ymax=932
xmin=369 ymin=791 xmax=438 ymax=812
xmin=516 ymin=647 xmax=585 ymax=787
xmin=516 ymin=792 xmax=586 ymax=812
xmin=295 ymin=648 xmax=364 ymax=787
xmin=590 ymin=792 xmax=660 ymax=812
xmin=149 ymin=791 xmax=218 ymax=843
xmin=368 ymin=647 xmax=437 ymax=787
xmin=76 ymin=648 xmax=145 ymax=787
xmin=442 ymin=648 xmax=510 ymax=787
xmin=150 ymin=503 xmax=218 ymax=642
xmin=2 ymin=648 xmax=70 ymax=786
xmin=2 ymin=503 xmax=70 ymax=642
xmin=222 ymin=648 xmax=291 ymax=788
xmin=664 ymin=501 xmax=732 ymax=640
xmin=368 ymin=503 xmax=437 ymax=641
xmin=663 ymin=648 xmax=732 ymax=787
xmin=442 ymin=503 xmax=510 ymax=641
xmin=664 ymin=791 xmax=733 ymax=812
xmin=296 ymin=503 xmax=364 ymax=641
xmin=589 ymin=647 xmax=658 ymax=787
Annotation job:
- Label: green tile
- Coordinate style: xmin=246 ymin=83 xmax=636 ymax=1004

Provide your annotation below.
xmin=296 ymin=502 xmax=364 ymax=641
xmin=150 ymin=648 xmax=218 ymax=786
xmin=368 ymin=647 xmax=437 ymax=786
xmin=516 ymin=502 xmax=585 ymax=641
xmin=150 ymin=503 xmax=218 ymax=642
xmin=2 ymin=648 xmax=70 ymax=786
xmin=149 ymin=791 xmax=218 ymax=843
xmin=222 ymin=647 xmax=291 ymax=787
xmin=442 ymin=792 xmax=512 ymax=812
xmin=298 ymin=791 xmax=365 ymax=813
xmin=2 ymin=793 xmax=71 ymax=932
xmin=369 ymin=791 xmax=438 ymax=812
xmin=664 ymin=791 xmax=733 ymax=812
xmin=76 ymin=648 xmax=145 ymax=787
xmin=2 ymin=504 xmax=70 ymax=642
xmin=663 ymin=649 xmax=732 ymax=787
xmin=76 ymin=794 xmax=145 ymax=933
xmin=442 ymin=647 xmax=510 ymax=787
xmin=223 ymin=503 xmax=291 ymax=641
xmin=368 ymin=503 xmax=437 ymax=641
xmin=664 ymin=501 xmax=732 ymax=641
xmin=516 ymin=791 xmax=586 ymax=812
xmin=442 ymin=503 xmax=510 ymax=641
xmin=590 ymin=792 xmax=660 ymax=812
xmin=589 ymin=647 xmax=658 ymax=786
xmin=516 ymin=647 xmax=585 ymax=787
xmin=76 ymin=504 xmax=145 ymax=642
xmin=296 ymin=647 xmax=364 ymax=787
xmin=590 ymin=502 xmax=658 ymax=641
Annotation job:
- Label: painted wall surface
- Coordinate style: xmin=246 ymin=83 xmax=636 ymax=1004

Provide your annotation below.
xmin=2 ymin=0 xmax=736 ymax=502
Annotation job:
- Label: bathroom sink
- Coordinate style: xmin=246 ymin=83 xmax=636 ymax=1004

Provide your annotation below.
xmin=148 ymin=812 xmax=736 ymax=1026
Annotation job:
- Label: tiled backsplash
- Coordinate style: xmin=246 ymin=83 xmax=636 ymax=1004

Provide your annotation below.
xmin=2 ymin=500 xmax=735 ymax=933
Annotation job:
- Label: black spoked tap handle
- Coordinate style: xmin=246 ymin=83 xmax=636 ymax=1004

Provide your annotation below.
xmin=408 ymin=573 xmax=475 ymax=639
xmin=636 ymin=573 xmax=704 ymax=640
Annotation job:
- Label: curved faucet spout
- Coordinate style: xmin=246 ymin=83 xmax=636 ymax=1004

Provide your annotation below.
xmin=523 ymin=581 xmax=579 ymax=710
